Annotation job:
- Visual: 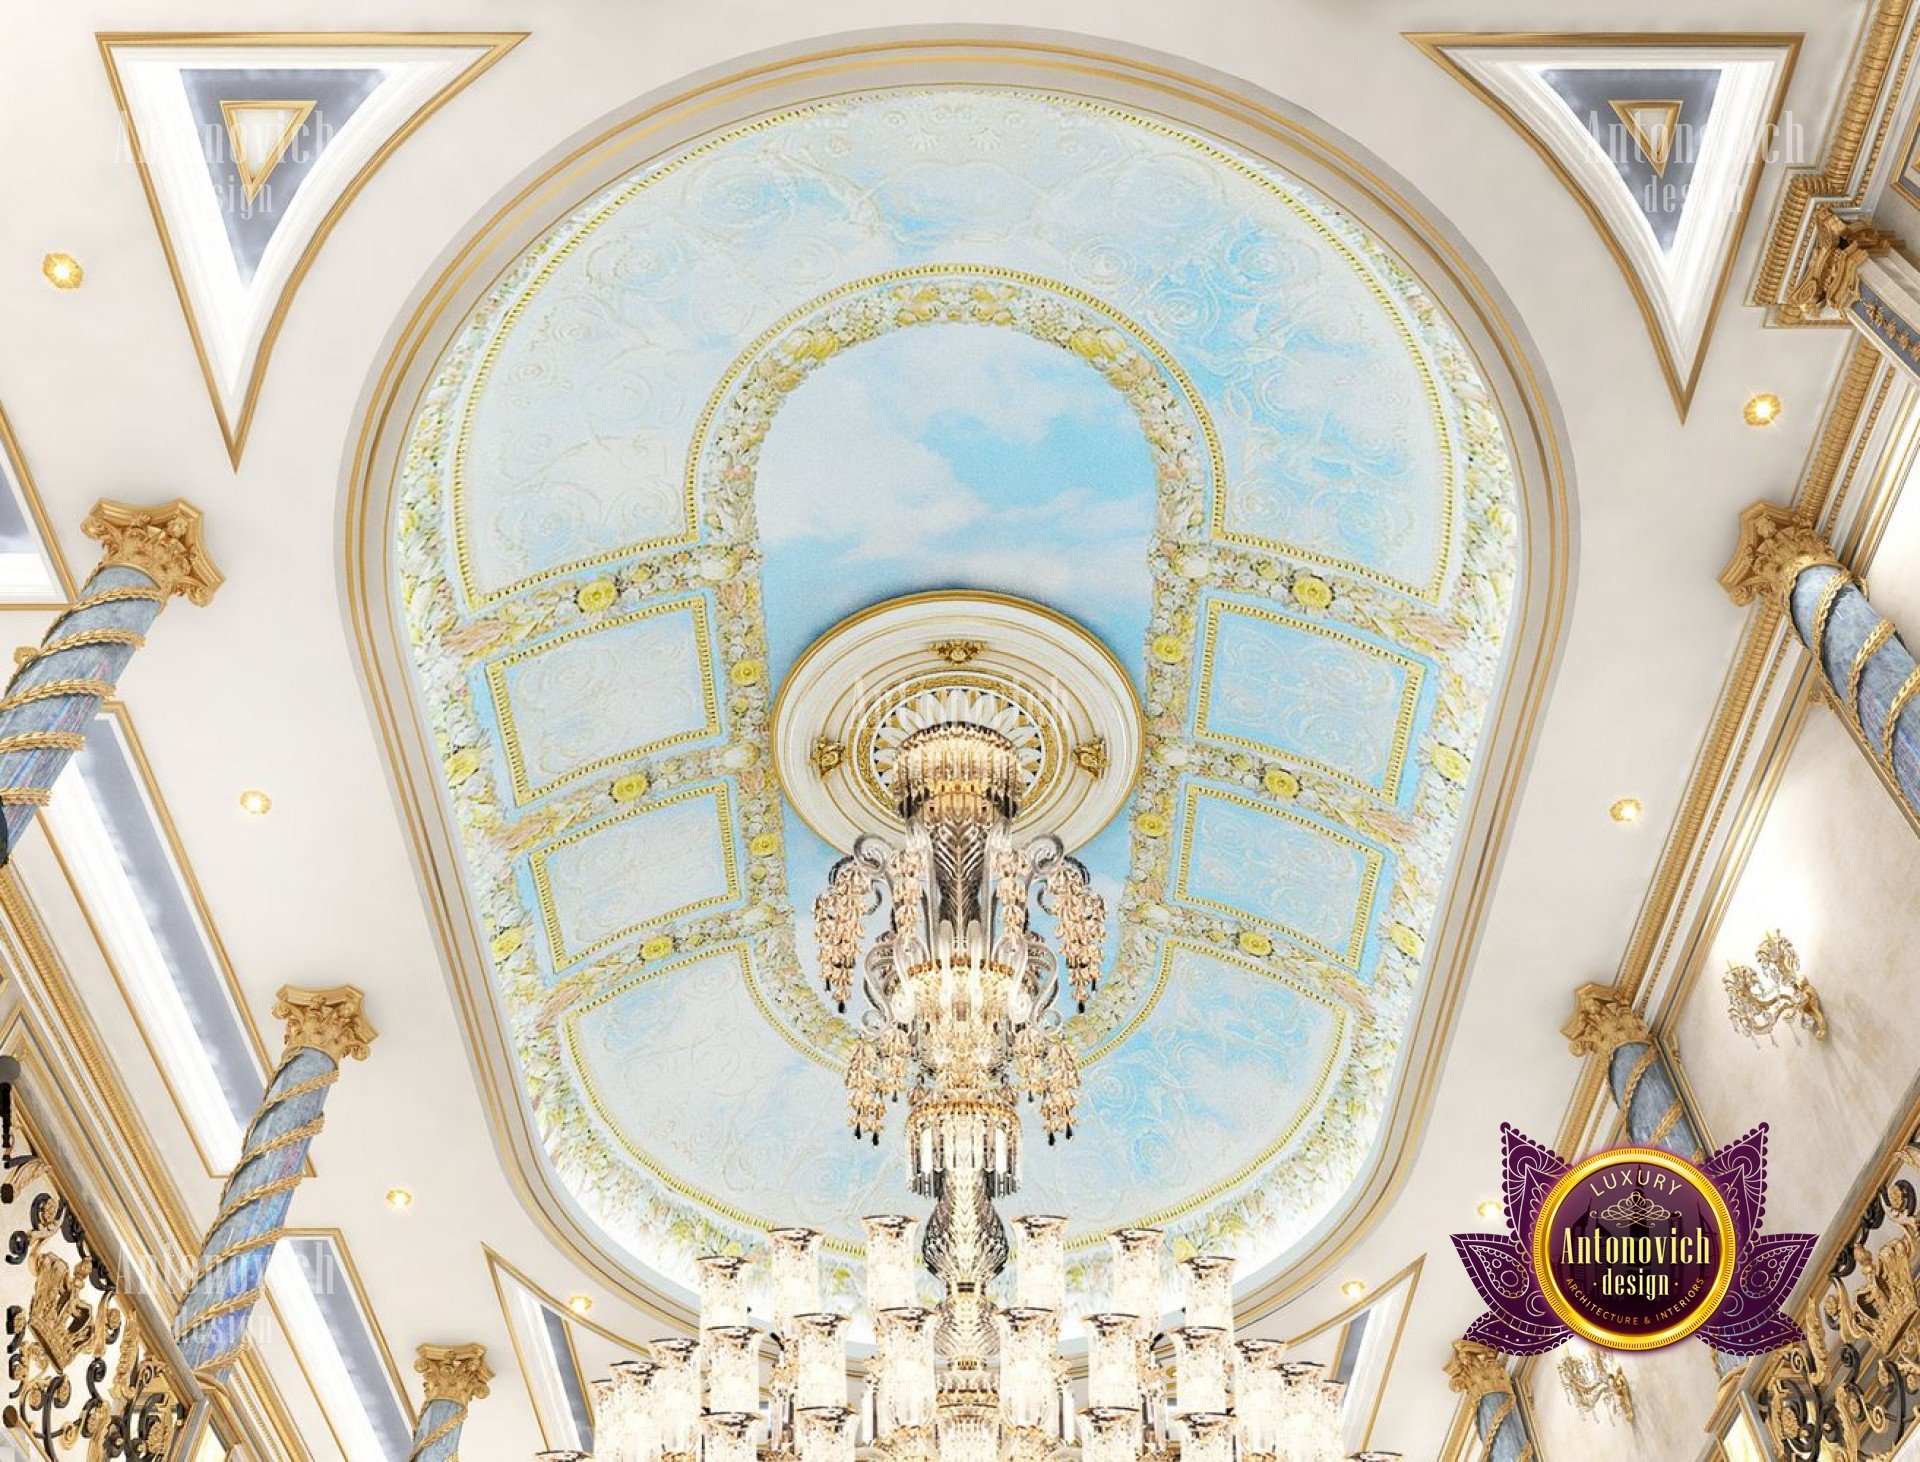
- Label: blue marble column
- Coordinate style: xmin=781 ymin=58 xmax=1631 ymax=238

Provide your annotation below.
xmin=1446 ymin=1340 xmax=1537 ymax=1462
xmin=410 ymin=1344 xmax=493 ymax=1460
xmin=1563 ymin=983 xmax=1706 ymax=1161
xmin=173 ymin=986 xmax=376 ymax=1375
xmin=0 ymin=498 xmax=220 ymax=862
xmin=1722 ymin=501 xmax=1920 ymax=822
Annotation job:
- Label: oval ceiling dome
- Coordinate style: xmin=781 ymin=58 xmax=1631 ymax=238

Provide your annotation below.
xmin=363 ymin=56 xmax=1559 ymax=1317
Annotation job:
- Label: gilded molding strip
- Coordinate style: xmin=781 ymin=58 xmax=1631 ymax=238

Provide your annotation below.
xmin=0 ymin=402 xmax=77 ymax=605
xmin=1171 ymin=784 xmax=1386 ymax=972
xmin=485 ymin=596 xmax=722 ymax=804
xmin=527 ymin=782 xmax=740 ymax=969
xmin=1194 ymin=598 xmax=1427 ymax=799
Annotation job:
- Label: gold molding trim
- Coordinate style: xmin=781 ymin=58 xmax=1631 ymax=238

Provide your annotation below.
xmin=1194 ymin=597 xmax=1426 ymax=799
xmin=528 ymin=782 xmax=740 ymax=968
xmin=485 ymin=595 xmax=722 ymax=804
xmin=275 ymin=1226 xmax=420 ymax=1434
xmin=1281 ymin=1254 xmax=1423 ymax=1449
xmin=340 ymin=32 xmax=1573 ymax=1327
xmin=219 ymin=99 xmax=316 ymax=206
xmin=33 ymin=700 xmax=289 ymax=1181
xmin=96 ymin=31 xmax=526 ymax=468
xmin=1407 ymin=30 xmax=1802 ymax=418
xmin=1171 ymin=784 xmax=1385 ymax=972
xmin=0 ymin=401 xmax=78 ymax=605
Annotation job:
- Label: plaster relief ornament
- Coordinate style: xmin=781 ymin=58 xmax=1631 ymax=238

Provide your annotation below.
xmin=1452 ymin=1124 xmax=1816 ymax=1355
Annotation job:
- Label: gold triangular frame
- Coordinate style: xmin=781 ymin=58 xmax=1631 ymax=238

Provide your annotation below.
xmin=1406 ymin=32 xmax=1801 ymax=421
xmin=1607 ymin=98 xmax=1684 ymax=177
xmin=219 ymin=98 xmax=317 ymax=205
xmin=98 ymin=32 xmax=526 ymax=467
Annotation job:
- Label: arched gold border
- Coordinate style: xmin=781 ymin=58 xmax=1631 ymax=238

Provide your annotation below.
xmin=339 ymin=30 xmax=1575 ymax=1327
xmin=1530 ymin=1145 xmax=1737 ymax=1351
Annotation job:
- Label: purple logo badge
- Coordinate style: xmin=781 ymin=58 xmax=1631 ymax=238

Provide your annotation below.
xmin=1452 ymin=1123 xmax=1815 ymax=1354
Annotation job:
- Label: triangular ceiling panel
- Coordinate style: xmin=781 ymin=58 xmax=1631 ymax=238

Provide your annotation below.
xmin=99 ymin=32 xmax=524 ymax=465
xmin=1410 ymin=33 xmax=1799 ymax=418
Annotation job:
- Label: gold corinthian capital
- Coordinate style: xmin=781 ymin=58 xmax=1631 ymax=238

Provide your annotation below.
xmin=1562 ymin=982 xmax=1652 ymax=1059
xmin=1718 ymin=502 xmax=1842 ymax=610
xmin=272 ymin=985 xmax=378 ymax=1064
xmin=1780 ymin=207 xmax=1896 ymax=323
xmin=416 ymin=1343 xmax=493 ymax=1407
xmin=79 ymin=498 xmax=224 ymax=606
xmin=1444 ymin=1339 xmax=1515 ymax=1402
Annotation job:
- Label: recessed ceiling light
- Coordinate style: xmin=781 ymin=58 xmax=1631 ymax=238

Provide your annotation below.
xmin=567 ymin=1293 xmax=594 ymax=1317
xmin=1339 ymin=1278 xmax=1369 ymax=1300
xmin=384 ymin=1187 xmax=413 ymax=1213
xmin=1742 ymin=392 xmax=1783 ymax=427
xmin=1609 ymin=797 xmax=1643 ymax=825
xmin=238 ymin=789 xmax=272 ymax=816
xmin=1477 ymin=1199 xmax=1503 ymax=1220
xmin=41 ymin=253 xmax=83 ymax=290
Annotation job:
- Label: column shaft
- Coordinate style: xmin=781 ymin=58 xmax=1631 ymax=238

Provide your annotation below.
xmin=1788 ymin=563 xmax=1920 ymax=809
xmin=173 ymin=986 xmax=375 ymax=1375
xmin=1564 ymin=984 xmax=1706 ymax=1161
xmin=1722 ymin=502 xmax=1920 ymax=824
xmin=409 ymin=1397 xmax=468 ymax=1461
xmin=0 ymin=499 xmax=220 ymax=862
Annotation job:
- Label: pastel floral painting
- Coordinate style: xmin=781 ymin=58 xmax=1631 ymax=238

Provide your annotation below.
xmin=391 ymin=88 xmax=1521 ymax=1308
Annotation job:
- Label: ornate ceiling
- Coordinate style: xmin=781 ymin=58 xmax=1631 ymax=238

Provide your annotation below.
xmin=385 ymin=85 xmax=1525 ymax=1310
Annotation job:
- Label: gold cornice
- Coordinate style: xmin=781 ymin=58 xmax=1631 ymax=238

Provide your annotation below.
xmin=95 ymin=31 xmax=526 ymax=468
xmin=79 ymin=498 xmax=222 ymax=604
xmin=1407 ymin=30 xmax=1801 ymax=418
xmin=272 ymin=983 xmax=376 ymax=1063
xmin=1757 ymin=0 xmax=1920 ymax=309
xmin=341 ymin=32 xmax=1573 ymax=1328
xmin=416 ymin=1342 xmax=493 ymax=1407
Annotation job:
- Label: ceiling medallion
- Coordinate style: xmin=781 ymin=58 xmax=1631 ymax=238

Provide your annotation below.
xmin=771 ymin=593 xmax=1143 ymax=854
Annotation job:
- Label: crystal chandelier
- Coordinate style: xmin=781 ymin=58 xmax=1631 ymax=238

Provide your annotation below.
xmin=548 ymin=711 xmax=1393 ymax=1462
